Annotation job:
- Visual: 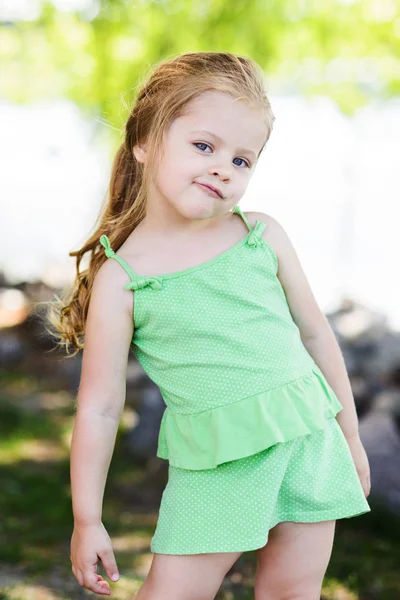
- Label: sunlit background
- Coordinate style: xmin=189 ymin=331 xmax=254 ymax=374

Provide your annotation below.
xmin=1 ymin=1 xmax=400 ymax=599
xmin=2 ymin=95 xmax=400 ymax=327
xmin=1 ymin=0 xmax=400 ymax=330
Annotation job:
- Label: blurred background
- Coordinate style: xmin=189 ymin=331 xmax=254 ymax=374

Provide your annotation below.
xmin=1 ymin=0 xmax=400 ymax=598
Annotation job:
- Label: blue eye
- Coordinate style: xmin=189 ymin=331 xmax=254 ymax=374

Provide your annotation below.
xmin=194 ymin=142 xmax=211 ymax=152
xmin=193 ymin=143 xmax=250 ymax=168
xmin=233 ymin=157 xmax=250 ymax=168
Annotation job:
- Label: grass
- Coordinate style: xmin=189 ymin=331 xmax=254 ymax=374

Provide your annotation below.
xmin=0 ymin=366 xmax=400 ymax=599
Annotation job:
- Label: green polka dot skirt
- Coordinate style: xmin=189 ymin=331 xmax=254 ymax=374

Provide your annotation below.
xmin=150 ymin=416 xmax=371 ymax=554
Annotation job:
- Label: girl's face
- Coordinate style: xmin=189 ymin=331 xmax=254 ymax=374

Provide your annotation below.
xmin=136 ymin=90 xmax=268 ymax=224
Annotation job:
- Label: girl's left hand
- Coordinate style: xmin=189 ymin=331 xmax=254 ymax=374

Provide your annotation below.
xmin=345 ymin=434 xmax=371 ymax=498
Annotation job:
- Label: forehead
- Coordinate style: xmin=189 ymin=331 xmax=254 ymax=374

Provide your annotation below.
xmin=172 ymin=91 xmax=268 ymax=151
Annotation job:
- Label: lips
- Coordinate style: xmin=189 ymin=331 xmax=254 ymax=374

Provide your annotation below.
xmin=196 ymin=182 xmax=223 ymax=199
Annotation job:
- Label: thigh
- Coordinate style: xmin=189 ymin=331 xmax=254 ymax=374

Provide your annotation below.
xmin=136 ymin=550 xmax=243 ymax=600
xmin=254 ymin=520 xmax=336 ymax=600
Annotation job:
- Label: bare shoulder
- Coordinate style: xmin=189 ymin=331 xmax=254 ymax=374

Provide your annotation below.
xmin=87 ymin=259 xmax=136 ymax=363
xmin=243 ymin=210 xmax=282 ymax=234
xmin=94 ymin=258 xmax=135 ymax=321
xmin=87 ymin=259 xmax=135 ymax=352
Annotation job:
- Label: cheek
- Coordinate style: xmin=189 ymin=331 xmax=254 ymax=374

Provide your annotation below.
xmin=236 ymin=173 xmax=251 ymax=192
xmin=156 ymin=160 xmax=191 ymax=193
xmin=156 ymin=146 xmax=208 ymax=191
xmin=170 ymin=156 xmax=203 ymax=183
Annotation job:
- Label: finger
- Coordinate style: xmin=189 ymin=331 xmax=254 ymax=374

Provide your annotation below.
xmin=83 ymin=560 xmax=109 ymax=593
xmin=97 ymin=574 xmax=111 ymax=589
xmin=83 ymin=571 xmax=111 ymax=595
xmin=99 ymin=548 xmax=120 ymax=582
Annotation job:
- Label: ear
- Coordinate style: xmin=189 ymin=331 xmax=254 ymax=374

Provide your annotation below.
xmin=133 ymin=142 xmax=147 ymax=164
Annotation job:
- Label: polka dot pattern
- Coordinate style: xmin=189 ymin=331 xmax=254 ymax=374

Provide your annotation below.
xmin=101 ymin=207 xmax=343 ymax=468
xmin=112 ymin=205 xmax=318 ymax=417
xmin=150 ymin=416 xmax=371 ymax=555
xmin=100 ymin=206 xmax=371 ymax=554
xmin=100 ymin=206 xmax=344 ymax=470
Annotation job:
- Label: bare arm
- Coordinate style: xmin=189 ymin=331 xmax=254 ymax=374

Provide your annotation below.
xmin=70 ymin=261 xmax=134 ymax=526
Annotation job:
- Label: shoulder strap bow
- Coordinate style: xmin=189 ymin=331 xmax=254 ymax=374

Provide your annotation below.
xmin=247 ymin=221 xmax=266 ymax=248
xmin=124 ymin=277 xmax=163 ymax=291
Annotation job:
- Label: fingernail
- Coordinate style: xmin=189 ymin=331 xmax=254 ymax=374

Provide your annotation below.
xmin=111 ymin=574 xmax=119 ymax=581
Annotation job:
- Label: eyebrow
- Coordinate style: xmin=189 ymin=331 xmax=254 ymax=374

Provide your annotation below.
xmin=189 ymin=129 xmax=257 ymax=160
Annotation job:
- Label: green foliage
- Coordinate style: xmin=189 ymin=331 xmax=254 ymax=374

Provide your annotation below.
xmin=1 ymin=0 xmax=398 ymax=147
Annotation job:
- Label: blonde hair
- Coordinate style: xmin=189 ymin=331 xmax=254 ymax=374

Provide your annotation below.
xmin=44 ymin=51 xmax=275 ymax=357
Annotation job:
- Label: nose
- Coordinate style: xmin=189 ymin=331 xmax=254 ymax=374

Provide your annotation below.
xmin=208 ymin=161 xmax=231 ymax=181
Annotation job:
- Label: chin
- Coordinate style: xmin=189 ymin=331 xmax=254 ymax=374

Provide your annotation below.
xmin=173 ymin=198 xmax=216 ymax=220
xmin=190 ymin=202 xmax=221 ymax=219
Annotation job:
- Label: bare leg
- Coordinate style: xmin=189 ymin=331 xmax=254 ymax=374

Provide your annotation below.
xmin=134 ymin=550 xmax=243 ymax=600
xmin=254 ymin=520 xmax=336 ymax=600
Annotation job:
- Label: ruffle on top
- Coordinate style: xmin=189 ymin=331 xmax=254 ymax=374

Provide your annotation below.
xmin=156 ymin=366 xmax=343 ymax=470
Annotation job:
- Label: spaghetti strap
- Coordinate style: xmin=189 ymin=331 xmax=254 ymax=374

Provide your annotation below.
xmin=99 ymin=235 xmax=163 ymax=291
xmin=232 ymin=205 xmax=252 ymax=231
xmin=232 ymin=205 xmax=267 ymax=248
xmin=100 ymin=235 xmax=137 ymax=279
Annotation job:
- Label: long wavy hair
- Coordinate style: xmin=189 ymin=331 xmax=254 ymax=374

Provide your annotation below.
xmin=43 ymin=51 xmax=275 ymax=358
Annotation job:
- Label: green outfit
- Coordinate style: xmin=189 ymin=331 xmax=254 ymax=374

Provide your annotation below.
xmin=100 ymin=204 xmax=370 ymax=554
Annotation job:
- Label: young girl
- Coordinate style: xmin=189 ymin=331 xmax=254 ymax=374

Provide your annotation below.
xmin=49 ymin=51 xmax=371 ymax=599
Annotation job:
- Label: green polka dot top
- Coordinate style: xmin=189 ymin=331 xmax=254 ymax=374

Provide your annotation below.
xmin=99 ymin=204 xmax=343 ymax=470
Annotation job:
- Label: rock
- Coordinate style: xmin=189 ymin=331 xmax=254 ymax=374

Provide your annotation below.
xmin=359 ymin=391 xmax=400 ymax=514
xmin=125 ymin=383 xmax=166 ymax=460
